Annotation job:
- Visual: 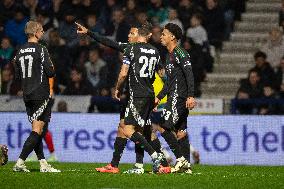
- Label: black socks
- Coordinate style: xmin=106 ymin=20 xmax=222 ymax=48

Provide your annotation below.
xmin=19 ymin=131 xmax=40 ymax=160
xmin=178 ymin=135 xmax=190 ymax=162
xmin=161 ymin=130 xmax=182 ymax=159
xmin=130 ymin=132 xmax=155 ymax=156
xmin=111 ymin=137 xmax=127 ymax=167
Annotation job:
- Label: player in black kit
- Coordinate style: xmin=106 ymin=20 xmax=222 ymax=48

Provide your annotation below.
xmin=113 ymin=24 xmax=165 ymax=173
xmin=155 ymin=23 xmax=196 ymax=173
xmin=76 ymin=22 xmax=171 ymax=174
xmin=12 ymin=21 xmax=60 ymax=172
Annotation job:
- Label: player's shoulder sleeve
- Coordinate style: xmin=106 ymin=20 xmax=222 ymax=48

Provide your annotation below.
xmin=174 ymin=46 xmax=191 ymax=66
xmin=40 ymin=44 xmax=55 ymax=77
xmin=12 ymin=51 xmax=21 ymax=79
xmin=123 ymin=44 xmax=135 ymax=59
xmin=118 ymin=42 xmax=129 ymax=52
xmin=122 ymin=44 xmax=135 ymax=66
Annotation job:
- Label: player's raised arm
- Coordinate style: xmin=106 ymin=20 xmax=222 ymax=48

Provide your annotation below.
xmin=75 ymin=22 xmax=124 ymax=52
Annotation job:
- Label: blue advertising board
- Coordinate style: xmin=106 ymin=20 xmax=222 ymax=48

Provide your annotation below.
xmin=0 ymin=113 xmax=283 ymax=165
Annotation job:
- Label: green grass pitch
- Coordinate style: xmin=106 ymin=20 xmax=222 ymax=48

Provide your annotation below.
xmin=1 ymin=162 xmax=284 ymax=189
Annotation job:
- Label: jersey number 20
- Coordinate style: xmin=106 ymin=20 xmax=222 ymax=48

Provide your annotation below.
xmin=139 ymin=56 xmax=157 ymax=78
xmin=19 ymin=55 xmax=33 ymax=78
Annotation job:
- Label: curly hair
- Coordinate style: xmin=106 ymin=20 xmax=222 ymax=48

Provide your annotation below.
xmin=164 ymin=23 xmax=182 ymax=40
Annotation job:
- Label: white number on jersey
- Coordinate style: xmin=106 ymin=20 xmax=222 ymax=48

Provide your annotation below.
xmin=162 ymin=109 xmax=172 ymax=121
xmin=139 ymin=56 xmax=157 ymax=78
xmin=19 ymin=55 xmax=33 ymax=78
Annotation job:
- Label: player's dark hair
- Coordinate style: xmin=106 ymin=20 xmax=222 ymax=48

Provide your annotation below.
xmin=164 ymin=23 xmax=182 ymax=40
xmin=130 ymin=22 xmax=142 ymax=29
xmin=138 ymin=22 xmax=152 ymax=36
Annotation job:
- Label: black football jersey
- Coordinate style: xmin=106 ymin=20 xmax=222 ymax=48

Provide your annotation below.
xmin=157 ymin=46 xmax=194 ymax=100
xmin=123 ymin=43 xmax=160 ymax=98
xmin=14 ymin=42 xmax=55 ymax=100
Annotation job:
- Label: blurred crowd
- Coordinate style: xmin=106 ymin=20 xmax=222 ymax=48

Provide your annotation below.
xmin=3 ymin=0 xmax=283 ymax=115
xmin=0 ymin=0 xmax=247 ymax=100
xmin=235 ymin=51 xmax=284 ymax=115
xmin=233 ymin=0 xmax=284 ymax=115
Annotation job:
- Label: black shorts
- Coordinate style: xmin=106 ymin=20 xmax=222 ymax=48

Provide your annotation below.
xmin=151 ymin=111 xmax=162 ymax=124
xmin=24 ymin=97 xmax=53 ymax=123
xmin=124 ymin=97 xmax=154 ymax=127
xmin=160 ymin=97 xmax=189 ymax=131
xmin=120 ymin=96 xmax=128 ymax=120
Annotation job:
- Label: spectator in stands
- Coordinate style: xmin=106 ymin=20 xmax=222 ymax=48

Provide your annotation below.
xmin=135 ymin=10 xmax=149 ymax=26
xmin=88 ymin=86 xmax=120 ymax=113
xmin=279 ymin=0 xmax=284 ymax=31
xmin=98 ymin=0 xmax=118 ymax=30
xmin=123 ymin=0 xmax=138 ymax=26
xmin=81 ymin=0 xmax=101 ymax=20
xmin=63 ymin=67 xmax=94 ymax=95
xmin=84 ymin=48 xmax=108 ymax=91
xmin=177 ymin=0 xmax=202 ymax=31
xmin=4 ymin=8 xmax=28 ymax=46
xmin=261 ymin=27 xmax=284 ymax=69
xmin=235 ymin=69 xmax=264 ymax=114
xmin=47 ymin=29 xmax=70 ymax=89
xmin=52 ymin=0 xmax=66 ymax=20
xmin=259 ymin=84 xmax=280 ymax=115
xmin=105 ymin=8 xmax=131 ymax=43
xmin=147 ymin=0 xmax=168 ymax=25
xmin=58 ymin=10 xmax=79 ymax=48
xmin=0 ymin=37 xmax=14 ymax=69
xmin=186 ymin=13 xmax=214 ymax=72
xmin=73 ymin=35 xmax=92 ymax=67
xmin=36 ymin=9 xmax=57 ymax=43
xmin=22 ymin=0 xmax=38 ymax=20
xmin=1 ymin=65 xmax=21 ymax=96
xmin=252 ymin=51 xmax=276 ymax=87
xmin=203 ymin=0 xmax=225 ymax=50
xmin=97 ymin=88 xmax=120 ymax=113
xmin=275 ymin=56 xmax=284 ymax=93
xmin=219 ymin=0 xmax=237 ymax=40
xmin=160 ymin=8 xmax=184 ymax=32
xmin=186 ymin=13 xmax=208 ymax=47
xmin=86 ymin=14 xmax=105 ymax=35
xmin=0 ymin=0 xmax=18 ymax=24
xmin=182 ymin=37 xmax=206 ymax=97
xmin=57 ymin=100 xmax=68 ymax=112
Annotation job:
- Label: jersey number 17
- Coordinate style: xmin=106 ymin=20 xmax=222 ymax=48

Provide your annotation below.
xmin=19 ymin=55 xmax=33 ymax=78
